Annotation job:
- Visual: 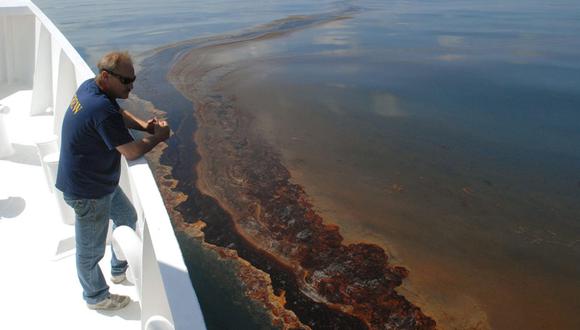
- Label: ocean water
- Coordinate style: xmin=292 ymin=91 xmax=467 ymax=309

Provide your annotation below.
xmin=34 ymin=0 xmax=342 ymax=68
xmin=35 ymin=0 xmax=580 ymax=329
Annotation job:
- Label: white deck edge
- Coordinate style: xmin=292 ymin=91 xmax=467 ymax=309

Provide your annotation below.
xmin=1 ymin=1 xmax=207 ymax=328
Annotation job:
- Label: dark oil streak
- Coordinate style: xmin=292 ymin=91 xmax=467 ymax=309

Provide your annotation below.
xmin=135 ymin=45 xmax=368 ymax=329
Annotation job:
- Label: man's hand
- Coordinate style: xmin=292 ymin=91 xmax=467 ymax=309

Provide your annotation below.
xmin=145 ymin=117 xmax=158 ymax=134
xmin=116 ymin=119 xmax=171 ymax=161
xmin=153 ymin=120 xmax=170 ymax=141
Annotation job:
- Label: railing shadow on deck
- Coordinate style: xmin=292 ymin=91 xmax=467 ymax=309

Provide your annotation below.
xmin=0 ymin=196 xmax=26 ymax=219
xmin=3 ymin=143 xmax=41 ymax=166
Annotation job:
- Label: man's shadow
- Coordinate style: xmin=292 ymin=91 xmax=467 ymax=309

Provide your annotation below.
xmin=0 ymin=197 xmax=26 ymax=219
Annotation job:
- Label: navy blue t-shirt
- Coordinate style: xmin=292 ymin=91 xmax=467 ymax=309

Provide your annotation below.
xmin=55 ymin=79 xmax=133 ymax=199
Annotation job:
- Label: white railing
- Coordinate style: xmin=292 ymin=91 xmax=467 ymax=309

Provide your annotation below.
xmin=1 ymin=1 xmax=207 ymax=329
xmin=120 ymin=158 xmax=207 ymax=330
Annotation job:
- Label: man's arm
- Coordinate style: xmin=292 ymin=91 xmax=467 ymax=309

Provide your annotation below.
xmin=116 ymin=120 xmax=170 ymax=161
xmin=120 ymin=108 xmax=156 ymax=134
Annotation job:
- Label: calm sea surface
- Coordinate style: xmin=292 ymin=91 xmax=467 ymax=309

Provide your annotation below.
xmin=35 ymin=0 xmax=580 ymax=329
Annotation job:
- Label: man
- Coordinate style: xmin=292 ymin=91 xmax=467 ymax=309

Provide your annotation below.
xmin=56 ymin=51 xmax=170 ymax=310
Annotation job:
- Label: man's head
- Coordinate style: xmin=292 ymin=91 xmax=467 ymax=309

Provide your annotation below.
xmin=95 ymin=51 xmax=136 ymax=99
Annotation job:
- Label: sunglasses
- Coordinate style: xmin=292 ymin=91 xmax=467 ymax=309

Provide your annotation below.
xmin=102 ymin=69 xmax=136 ymax=85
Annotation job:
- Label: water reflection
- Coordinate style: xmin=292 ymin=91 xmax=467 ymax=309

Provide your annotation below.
xmin=191 ymin=6 xmax=580 ymax=327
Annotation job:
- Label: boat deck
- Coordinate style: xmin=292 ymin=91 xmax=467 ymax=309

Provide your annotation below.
xmin=0 ymin=87 xmax=141 ymax=329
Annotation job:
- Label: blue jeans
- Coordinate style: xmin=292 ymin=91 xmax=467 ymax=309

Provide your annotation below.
xmin=64 ymin=187 xmax=137 ymax=304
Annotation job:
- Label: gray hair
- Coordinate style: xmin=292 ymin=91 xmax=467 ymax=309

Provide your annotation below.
xmin=96 ymin=51 xmax=132 ymax=72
